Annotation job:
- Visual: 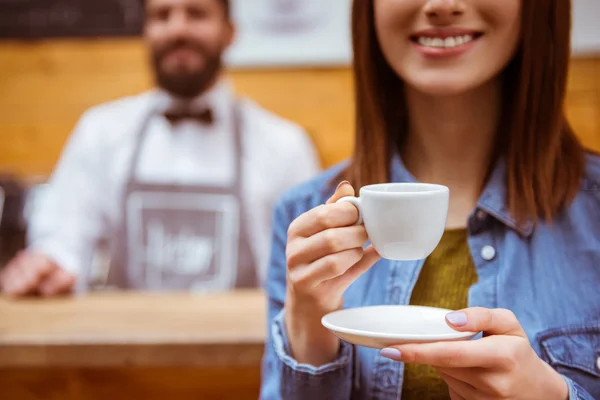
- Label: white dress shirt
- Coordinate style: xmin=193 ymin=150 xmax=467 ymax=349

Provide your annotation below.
xmin=27 ymin=79 xmax=321 ymax=285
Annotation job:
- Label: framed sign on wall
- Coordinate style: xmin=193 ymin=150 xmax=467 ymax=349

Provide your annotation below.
xmin=225 ymin=0 xmax=353 ymax=68
xmin=572 ymin=0 xmax=600 ymax=55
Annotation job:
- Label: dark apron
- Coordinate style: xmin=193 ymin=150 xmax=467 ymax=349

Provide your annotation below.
xmin=102 ymin=99 xmax=257 ymax=292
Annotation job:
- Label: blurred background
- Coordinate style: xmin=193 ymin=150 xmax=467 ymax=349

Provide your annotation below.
xmin=0 ymin=0 xmax=598 ymax=399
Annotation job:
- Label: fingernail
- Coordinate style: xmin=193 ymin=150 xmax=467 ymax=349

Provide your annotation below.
xmin=336 ymin=180 xmax=351 ymax=191
xmin=446 ymin=311 xmax=468 ymax=326
xmin=380 ymin=348 xmax=402 ymax=360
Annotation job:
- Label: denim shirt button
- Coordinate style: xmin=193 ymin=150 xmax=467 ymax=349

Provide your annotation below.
xmin=481 ymin=245 xmax=496 ymax=261
xmin=596 ymin=356 xmax=600 ymax=371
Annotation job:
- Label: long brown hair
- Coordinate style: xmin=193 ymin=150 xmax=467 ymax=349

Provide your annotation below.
xmin=343 ymin=0 xmax=585 ymax=223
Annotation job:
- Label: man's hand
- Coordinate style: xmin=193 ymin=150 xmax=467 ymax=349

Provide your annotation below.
xmin=0 ymin=252 xmax=76 ymax=297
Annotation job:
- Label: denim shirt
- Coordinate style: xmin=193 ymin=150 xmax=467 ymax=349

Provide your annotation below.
xmin=260 ymin=154 xmax=600 ymax=400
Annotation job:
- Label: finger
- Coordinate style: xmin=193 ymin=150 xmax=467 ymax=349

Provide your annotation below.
xmin=381 ymin=338 xmax=508 ymax=368
xmin=445 ymin=307 xmax=526 ymax=338
xmin=39 ymin=269 xmax=76 ymax=296
xmin=331 ymin=245 xmax=381 ymax=289
xmin=438 ymin=370 xmax=476 ymax=400
xmin=0 ymin=266 xmax=16 ymax=293
xmin=3 ymin=275 xmax=38 ymax=295
xmin=288 ymin=202 xmax=360 ymax=239
xmin=448 ymin=387 xmax=465 ymax=400
xmin=286 ymin=225 xmax=368 ymax=266
xmin=28 ymin=253 xmax=57 ymax=279
xmin=288 ymin=247 xmax=364 ymax=290
xmin=0 ymin=258 xmax=18 ymax=282
xmin=437 ymin=366 xmax=486 ymax=386
xmin=326 ymin=181 xmax=355 ymax=204
xmin=12 ymin=268 xmax=37 ymax=294
xmin=19 ymin=261 xmax=43 ymax=288
xmin=1 ymin=261 xmax=39 ymax=295
xmin=0 ymin=267 xmax=26 ymax=294
xmin=4 ymin=252 xmax=56 ymax=294
xmin=438 ymin=366 xmax=508 ymax=394
xmin=19 ymin=253 xmax=59 ymax=294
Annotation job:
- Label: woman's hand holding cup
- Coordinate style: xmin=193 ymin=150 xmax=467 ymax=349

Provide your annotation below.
xmin=284 ymin=181 xmax=381 ymax=366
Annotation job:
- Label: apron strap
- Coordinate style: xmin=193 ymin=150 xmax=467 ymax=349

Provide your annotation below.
xmin=125 ymin=100 xmax=164 ymax=185
xmin=231 ymin=100 xmax=244 ymax=191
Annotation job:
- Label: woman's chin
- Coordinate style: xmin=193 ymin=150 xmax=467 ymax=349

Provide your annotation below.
xmin=404 ymin=74 xmax=490 ymax=98
xmin=408 ymin=82 xmax=480 ymax=97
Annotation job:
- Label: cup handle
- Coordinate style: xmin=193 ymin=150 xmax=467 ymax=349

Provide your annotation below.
xmin=336 ymin=196 xmax=363 ymax=225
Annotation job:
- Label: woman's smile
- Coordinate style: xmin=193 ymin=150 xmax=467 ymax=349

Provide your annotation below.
xmin=410 ymin=27 xmax=484 ymax=59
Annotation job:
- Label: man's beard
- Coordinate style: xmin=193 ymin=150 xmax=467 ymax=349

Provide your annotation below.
xmin=151 ymin=39 xmax=223 ymax=99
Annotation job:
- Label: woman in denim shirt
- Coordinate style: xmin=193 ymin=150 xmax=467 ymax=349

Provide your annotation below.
xmin=261 ymin=0 xmax=600 ymax=399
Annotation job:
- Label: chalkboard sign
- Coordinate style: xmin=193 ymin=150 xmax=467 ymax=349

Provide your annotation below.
xmin=0 ymin=0 xmax=144 ymax=39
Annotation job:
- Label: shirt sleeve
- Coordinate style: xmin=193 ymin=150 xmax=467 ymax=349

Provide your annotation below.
xmin=259 ymin=197 xmax=354 ymax=400
xmin=27 ymin=110 xmax=112 ymax=278
xmin=563 ymin=375 xmax=596 ymax=400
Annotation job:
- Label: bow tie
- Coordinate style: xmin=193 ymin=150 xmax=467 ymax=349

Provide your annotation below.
xmin=163 ymin=107 xmax=214 ymax=125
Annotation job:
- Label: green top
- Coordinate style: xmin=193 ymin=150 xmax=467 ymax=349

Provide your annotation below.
xmin=400 ymin=229 xmax=479 ymax=400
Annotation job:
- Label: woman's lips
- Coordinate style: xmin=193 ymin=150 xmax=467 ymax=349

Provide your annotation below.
xmin=410 ymin=31 xmax=484 ymax=59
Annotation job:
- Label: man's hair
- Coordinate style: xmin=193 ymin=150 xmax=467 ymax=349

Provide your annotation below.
xmin=141 ymin=0 xmax=231 ymax=20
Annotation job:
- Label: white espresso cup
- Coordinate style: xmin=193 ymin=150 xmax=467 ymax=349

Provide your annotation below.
xmin=337 ymin=183 xmax=449 ymax=260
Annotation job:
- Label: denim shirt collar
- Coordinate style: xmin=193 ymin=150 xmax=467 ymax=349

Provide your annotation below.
xmin=389 ymin=154 xmax=535 ymax=237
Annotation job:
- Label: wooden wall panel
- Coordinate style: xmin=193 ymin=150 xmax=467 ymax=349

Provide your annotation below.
xmin=0 ymin=39 xmax=354 ymax=177
xmin=0 ymin=39 xmax=598 ymax=178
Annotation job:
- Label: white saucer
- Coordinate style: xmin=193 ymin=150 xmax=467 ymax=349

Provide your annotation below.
xmin=321 ymin=305 xmax=478 ymax=349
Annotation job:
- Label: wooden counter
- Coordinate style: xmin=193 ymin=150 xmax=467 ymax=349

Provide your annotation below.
xmin=0 ymin=290 xmax=267 ymax=400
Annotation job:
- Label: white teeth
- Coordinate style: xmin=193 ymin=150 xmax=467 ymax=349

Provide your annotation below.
xmin=444 ymin=37 xmax=456 ymax=47
xmin=432 ymin=38 xmax=444 ymax=47
xmin=416 ymin=34 xmax=476 ymax=49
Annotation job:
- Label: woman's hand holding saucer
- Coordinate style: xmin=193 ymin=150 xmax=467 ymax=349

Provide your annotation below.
xmin=381 ymin=307 xmax=569 ymax=400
